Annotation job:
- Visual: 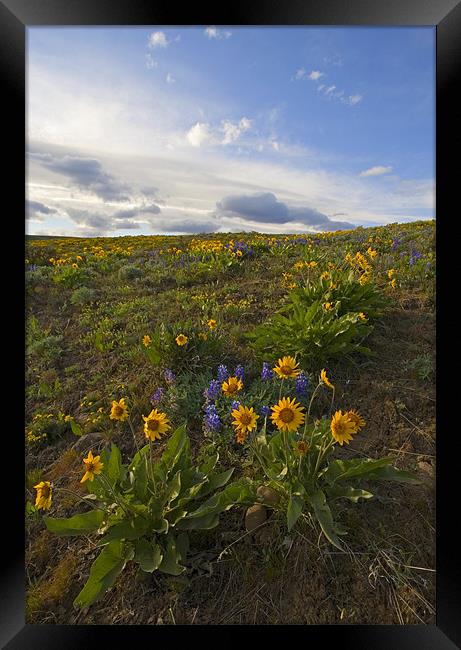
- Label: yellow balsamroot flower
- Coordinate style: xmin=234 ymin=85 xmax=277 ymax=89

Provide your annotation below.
xmin=198 ymin=332 xmax=208 ymax=341
xmin=207 ymin=319 xmax=217 ymax=330
xmin=293 ymin=261 xmax=305 ymax=271
xmin=358 ymin=312 xmax=367 ymax=321
xmin=366 ymin=247 xmax=378 ymax=259
xmin=231 ymin=405 xmax=259 ymax=435
xmin=34 ymin=481 xmax=53 ymax=510
xmin=288 ymin=282 xmax=297 ymax=290
xmin=273 ymin=356 xmax=301 ymax=379
xmin=346 ymin=409 xmax=366 ymax=431
xmin=359 ymin=272 xmax=371 ymax=286
xmin=320 ymin=368 xmax=334 ymax=390
xmin=143 ymin=334 xmax=152 ymax=347
xmin=72 ymin=263 xmax=78 ymax=269
xmin=309 ymin=261 xmax=318 ymax=268
xmin=76 ymin=255 xmax=83 ymax=261
xmin=390 ymin=278 xmax=397 ymax=289
xmin=271 ymin=397 xmax=305 ymax=433
xmin=331 ymin=410 xmax=358 ymax=446
xmin=175 ymin=334 xmax=188 ymax=346
xmin=80 ymin=451 xmax=104 ymax=483
xmin=110 ymin=398 xmax=129 ymax=422
xmin=222 ymin=376 xmax=243 ymax=397
xmin=387 ymin=269 xmax=396 ymax=279
xmin=324 ymin=302 xmax=333 ymax=311
xmin=320 ymin=271 xmax=330 ymax=280
xmin=143 ymin=409 xmax=171 ymax=441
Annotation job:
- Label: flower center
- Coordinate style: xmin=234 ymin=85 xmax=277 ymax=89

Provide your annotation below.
xmin=281 ymin=365 xmax=292 ymax=376
xmin=41 ymin=485 xmax=50 ymax=498
xmin=279 ymin=408 xmax=295 ymax=423
xmin=114 ymin=405 xmax=123 ymax=417
xmin=240 ymin=413 xmax=252 ymax=425
xmin=147 ymin=419 xmax=160 ymax=431
xmin=86 ymin=462 xmax=95 ymax=472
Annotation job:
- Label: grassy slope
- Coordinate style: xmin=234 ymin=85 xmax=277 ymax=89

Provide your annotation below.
xmin=25 ymin=221 xmax=435 ymax=624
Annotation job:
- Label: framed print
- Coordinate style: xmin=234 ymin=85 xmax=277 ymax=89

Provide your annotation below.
xmin=1 ymin=0 xmax=459 ymax=647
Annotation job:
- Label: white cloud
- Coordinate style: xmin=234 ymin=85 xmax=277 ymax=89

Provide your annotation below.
xmin=166 ymin=73 xmax=175 ymax=84
xmin=360 ymin=165 xmax=393 ymax=177
xmin=308 ymin=70 xmax=323 ymax=80
xmin=205 ymin=26 xmax=232 ymax=39
xmin=145 ymin=53 xmax=158 ymax=69
xmin=148 ymin=31 xmax=169 ymax=48
xmin=221 ymin=117 xmax=252 ymax=145
xmin=186 ymin=122 xmax=214 ymax=147
xmin=346 ymin=94 xmax=363 ymax=106
xmin=294 ymin=68 xmax=306 ymax=80
xmin=324 ymin=85 xmax=336 ymax=95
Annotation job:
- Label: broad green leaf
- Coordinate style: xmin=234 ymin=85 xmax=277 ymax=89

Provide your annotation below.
xmin=73 ymin=540 xmax=131 ymax=608
xmin=323 ymin=458 xmax=393 ymax=484
xmin=98 ymin=517 xmax=150 ymax=545
xmin=198 ymin=453 xmax=219 ymax=475
xmin=164 ymin=470 xmax=182 ymax=507
xmin=134 ymin=538 xmax=163 ymax=573
xmin=159 ymin=537 xmax=186 ymax=576
xmin=184 ymin=479 xmax=255 ymax=520
xmin=44 ymin=509 xmax=105 ymax=536
xmin=194 ymin=468 xmax=234 ymax=499
xmin=287 ymin=494 xmax=304 ymax=532
xmin=365 ymin=465 xmax=420 ymax=483
xmin=107 ymin=443 xmax=122 ymax=485
xmin=130 ymin=444 xmax=149 ymax=470
xmin=132 ymin=456 xmax=148 ymax=501
xmin=160 ymin=424 xmax=187 ymax=476
xmin=326 ymin=485 xmax=374 ymax=502
xmin=176 ymin=512 xmax=220 ymax=531
xmin=308 ymin=490 xmax=342 ymax=551
xmin=70 ymin=419 xmax=83 ymax=437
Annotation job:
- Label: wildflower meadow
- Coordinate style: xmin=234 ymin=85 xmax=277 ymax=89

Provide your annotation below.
xmin=25 ymin=221 xmax=435 ymax=624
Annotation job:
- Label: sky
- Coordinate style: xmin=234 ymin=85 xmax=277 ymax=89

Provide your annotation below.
xmin=26 ymin=26 xmax=435 ymax=237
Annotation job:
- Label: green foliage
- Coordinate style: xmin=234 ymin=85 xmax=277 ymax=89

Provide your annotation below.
xmin=118 ymin=265 xmax=143 ymax=281
xmin=247 ymin=299 xmax=374 ymax=367
xmin=44 ymin=426 xmax=255 ymax=608
xmin=252 ymin=417 xmax=419 ymax=549
xmin=70 ymin=286 xmax=97 ymax=305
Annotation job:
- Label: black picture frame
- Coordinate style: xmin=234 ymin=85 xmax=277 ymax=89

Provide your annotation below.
xmin=2 ymin=0 xmax=459 ymax=647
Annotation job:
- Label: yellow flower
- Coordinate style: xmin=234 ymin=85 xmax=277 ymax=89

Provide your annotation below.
xmin=143 ymin=409 xmax=171 ymax=441
xmin=143 ymin=334 xmax=152 ymax=347
xmin=309 ymin=261 xmax=318 ymax=268
xmin=358 ymin=312 xmax=367 ymax=321
xmin=346 ymin=409 xmax=366 ymax=431
xmin=222 ymin=376 xmax=243 ymax=397
xmin=34 ymin=481 xmax=53 ymax=510
xmin=175 ymin=334 xmax=188 ymax=346
xmin=293 ymin=261 xmax=305 ymax=271
xmin=198 ymin=332 xmax=208 ymax=341
xmin=110 ymin=398 xmax=129 ymax=422
xmin=390 ymin=278 xmax=397 ymax=289
xmin=288 ymin=282 xmax=297 ymax=289
xmin=273 ymin=356 xmax=301 ymax=379
xmin=330 ymin=410 xmax=358 ymax=446
xmin=76 ymin=255 xmax=83 ymax=261
xmin=80 ymin=451 xmax=104 ymax=483
xmin=387 ymin=269 xmax=396 ymax=279
xmin=324 ymin=302 xmax=333 ymax=311
xmin=271 ymin=397 xmax=305 ymax=432
xmin=231 ymin=405 xmax=259 ymax=435
xmin=207 ymin=319 xmax=217 ymax=330
xmin=366 ymin=247 xmax=378 ymax=259
xmin=72 ymin=263 xmax=78 ymax=269
xmin=320 ymin=369 xmax=334 ymax=390
xmin=320 ymin=271 xmax=330 ymax=280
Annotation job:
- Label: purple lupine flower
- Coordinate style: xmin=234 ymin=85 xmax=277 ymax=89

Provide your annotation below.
xmin=217 ymin=364 xmax=229 ymax=382
xmin=205 ymin=379 xmax=221 ymax=401
xmin=149 ymin=387 xmax=164 ymax=404
xmin=295 ymin=371 xmax=309 ymax=399
xmin=260 ymin=405 xmax=271 ymax=418
xmin=164 ymin=369 xmax=176 ymax=384
xmin=204 ymin=404 xmax=221 ymax=432
xmin=261 ymin=362 xmax=274 ymax=381
xmin=231 ymin=400 xmax=241 ymax=411
xmin=234 ymin=365 xmax=245 ymax=382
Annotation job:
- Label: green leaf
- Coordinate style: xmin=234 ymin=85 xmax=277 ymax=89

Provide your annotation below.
xmin=160 ymin=424 xmax=188 ymax=476
xmin=134 ymin=539 xmax=163 ymax=573
xmin=323 ymin=458 xmax=393 ymax=484
xmin=287 ymin=494 xmax=304 ymax=532
xmin=164 ymin=470 xmax=182 ymax=506
xmin=130 ymin=444 xmax=150 ymax=470
xmin=195 ymin=468 xmax=234 ymax=499
xmin=131 ymin=455 xmax=148 ymax=501
xmin=176 ymin=512 xmax=220 ymax=531
xmin=70 ymin=419 xmax=83 ymax=437
xmin=159 ymin=537 xmax=186 ymax=576
xmin=184 ymin=479 xmax=255 ymax=521
xmin=198 ymin=453 xmax=219 ymax=475
xmin=44 ymin=509 xmax=105 ymax=536
xmin=144 ymin=346 xmax=161 ymax=366
xmin=73 ymin=540 xmax=131 ymax=608
xmin=176 ymin=532 xmax=189 ymax=563
xmin=98 ymin=517 xmax=150 ymax=545
xmin=107 ymin=443 xmax=122 ymax=485
xmin=308 ymin=490 xmax=343 ymax=551
xmin=326 ymin=485 xmax=374 ymax=502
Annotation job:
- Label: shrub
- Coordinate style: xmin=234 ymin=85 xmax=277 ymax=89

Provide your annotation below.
xmin=118 ymin=265 xmax=143 ymax=281
xmin=70 ymin=286 xmax=97 ymax=305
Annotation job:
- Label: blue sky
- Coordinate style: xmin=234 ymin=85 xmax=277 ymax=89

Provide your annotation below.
xmin=27 ymin=26 xmax=435 ymax=236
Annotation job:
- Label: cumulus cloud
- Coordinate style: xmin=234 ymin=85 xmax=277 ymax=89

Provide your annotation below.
xmin=214 ymin=192 xmax=355 ymax=231
xmin=113 ymin=203 xmax=162 ymax=220
xmin=345 ymin=94 xmax=362 ymax=106
xmin=205 ymin=27 xmax=232 ymax=39
xmin=360 ymin=165 xmax=393 ymax=177
xmin=147 ymin=31 xmax=179 ymax=49
xmin=30 ymin=152 xmax=130 ymax=201
xmin=294 ymin=68 xmax=306 ymax=80
xmin=308 ymin=70 xmax=324 ymax=80
xmin=221 ymin=117 xmax=252 ymax=145
xmin=186 ymin=122 xmax=214 ymax=147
